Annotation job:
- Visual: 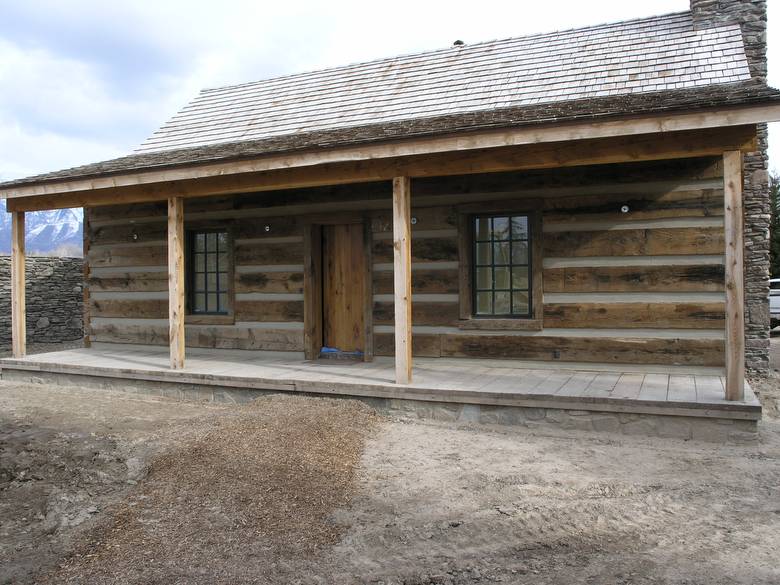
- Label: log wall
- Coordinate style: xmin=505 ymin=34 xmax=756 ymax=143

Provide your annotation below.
xmin=85 ymin=157 xmax=726 ymax=367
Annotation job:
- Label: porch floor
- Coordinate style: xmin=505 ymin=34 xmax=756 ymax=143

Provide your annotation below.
xmin=0 ymin=343 xmax=760 ymax=422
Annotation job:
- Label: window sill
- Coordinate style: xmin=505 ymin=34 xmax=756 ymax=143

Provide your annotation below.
xmin=458 ymin=318 xmax=543 ymax=331
xmin=185 ymin=314 xmax=235 ymax=326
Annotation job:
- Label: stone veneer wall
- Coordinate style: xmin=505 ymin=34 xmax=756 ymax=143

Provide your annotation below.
xmin=0 ymin=256 xmax=84 ymax=347
xmin=690 ymin=0 xmax=770 ymax=374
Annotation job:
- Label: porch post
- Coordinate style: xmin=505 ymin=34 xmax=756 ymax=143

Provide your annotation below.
xmin=723 ymin=150 xmax=745 ymax=401
xmin=11 ymin=210 xmax=26 ymax=358
xmin=392 ymin=176 xmax=412 ymax=384
xmin=168 ymin=196 xmax=185 ymax=369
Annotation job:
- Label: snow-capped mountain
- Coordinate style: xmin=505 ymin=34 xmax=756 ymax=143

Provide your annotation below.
xmin=0 ymin=199 xmax=83 ymax=256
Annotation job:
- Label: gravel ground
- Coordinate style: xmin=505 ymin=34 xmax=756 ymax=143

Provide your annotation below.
xmin=2 ymin=376 xmax=780 ymax=584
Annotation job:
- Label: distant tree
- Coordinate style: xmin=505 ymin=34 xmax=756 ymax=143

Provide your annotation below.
xmin=771 ymin=172 xmax=780 ymax=278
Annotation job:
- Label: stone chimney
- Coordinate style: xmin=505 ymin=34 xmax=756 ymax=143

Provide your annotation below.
xmin=689 ymin=0 xmax=767 ymax=81
xmin=690 ymin=3 xmax=770 ymax=375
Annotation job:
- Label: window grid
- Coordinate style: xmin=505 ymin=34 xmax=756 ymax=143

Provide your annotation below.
xmin=472 ymin=215 xmax=532 ymax=318
xmin=190 ymin=230 xmax=229 ymax=315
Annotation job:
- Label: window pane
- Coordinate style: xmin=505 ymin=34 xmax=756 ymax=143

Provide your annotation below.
xmin=476 ymin=267 xmax=492 ymax=290
xmin=207 ymin=293 xmax=218 ymax=312
xmin=218 ymin=253 xmax=229 ymax=271
xmin=218 ymin=293 xmax=228 ymax=311
xmin=494 ymin=242 xmax=510 ymax=265
xmin=195 ymin=253 xmax=205 ymax=272
xmin=512 ymin=266 xmax=529 ymax=290
xmin=476 ymin=292 xmax=492 ymax=315
xmin=475 ymin=217 xmax=491 ymax=241
xmin=194 ymin=293 xmax=206 ymax=313
xmin=511 ymin=216 xmax=528 ymax=240
xmin=195 ymin=233 xmax=206 ymax=252
xmin=207 ymin=273 xmax=218 ymax=290
xmin=218 ymin=272 xmax=229 ymax=293
xmin=206 ymin=254 xmax=217 ymax=272
xmin=476 ymin=243 xmax=491 ymax=265
xmin=512 ymin=292 xmax=530 ymax=315
xmin=217 ymin=232 xmax=228 ymax=251
xmin=512 ymin=242 xmax=529 ymax=264
xmin=494 ymin=291 xmax=510 ymax=314
xmin=492 ymin=217 xmax=510 ymax=240
xmin=471 ymin=215 xmax=533 ymax=319
xmin=494 ymin=266 xmax=510 ymax=290
xmin=194 ymin=273 xmax=206 ymax=292
xmin=207 ymin=233 xmax=217 ymax=250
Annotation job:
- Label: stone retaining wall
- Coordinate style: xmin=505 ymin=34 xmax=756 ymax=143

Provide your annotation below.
xmin=0 ymin=256 xmax=84 ymax=347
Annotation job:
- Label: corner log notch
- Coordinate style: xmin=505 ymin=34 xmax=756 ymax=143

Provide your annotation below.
xmin=168 ymin=197 xmax=185 ymax=369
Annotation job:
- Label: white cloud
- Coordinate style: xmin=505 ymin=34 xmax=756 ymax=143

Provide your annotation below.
xmin=0 ymin=118 xmax=125 ymax=181
xmin=1 ymin=0 xmax=778 ymax=181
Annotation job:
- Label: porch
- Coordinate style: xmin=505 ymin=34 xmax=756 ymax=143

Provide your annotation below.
xmin=0 ymin=344 xmax=761 ymax=439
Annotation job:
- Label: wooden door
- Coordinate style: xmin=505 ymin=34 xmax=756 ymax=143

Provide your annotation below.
xmin=322 ymin=223 xmax=366 ymax=354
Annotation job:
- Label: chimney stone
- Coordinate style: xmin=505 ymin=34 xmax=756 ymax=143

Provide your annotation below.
xmin=689 ymin=0 xmax=767 ymax=81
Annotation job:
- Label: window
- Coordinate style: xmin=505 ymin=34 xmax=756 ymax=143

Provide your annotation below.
xmin=189 ymin=230 xmax=230 ymax=315
xmin=472 ymin=214 xmax=532 ymax=318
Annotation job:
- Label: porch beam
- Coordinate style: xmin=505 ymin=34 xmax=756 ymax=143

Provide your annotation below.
xmin=723 ymin=150 xmax=745 ymax=401
xmin=7 ymin=126 xmax=758 ymax=212
xmin=168 ymin=196 xmax=185 ymax=369
xmin=11 ymin=211 xmax=25 ymax=358
xmin=4 ymin=104 xmax=780 ymax=203
xmin=393 ymin=176 xmax=412 ymax=384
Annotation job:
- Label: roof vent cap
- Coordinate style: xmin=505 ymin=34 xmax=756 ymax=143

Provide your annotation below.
xmin=453 ymin=40 xmax=465 ymax=47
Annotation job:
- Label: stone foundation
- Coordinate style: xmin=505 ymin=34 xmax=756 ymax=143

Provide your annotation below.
xmin=2 ymin=368 xmax=758 ymax=444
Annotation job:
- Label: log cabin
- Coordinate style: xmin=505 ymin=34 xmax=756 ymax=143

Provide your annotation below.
xmin=2 ymin=0 xmax=779 ymax=439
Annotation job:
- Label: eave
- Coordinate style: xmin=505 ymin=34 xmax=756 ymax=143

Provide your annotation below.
xmin=3 ymin=101 xmax=780 ymax=212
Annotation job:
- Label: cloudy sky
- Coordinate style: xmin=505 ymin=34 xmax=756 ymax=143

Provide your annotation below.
xmin=0 ymin=0 xmax=778 ymax=183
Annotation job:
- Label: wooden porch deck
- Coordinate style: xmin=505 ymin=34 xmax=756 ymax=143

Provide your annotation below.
xmin=0 ymin=343 xmax=760 ymax=422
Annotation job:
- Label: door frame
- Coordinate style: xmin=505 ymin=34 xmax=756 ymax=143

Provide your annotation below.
xmin=303 ymin=212 xmax=373 ymax=361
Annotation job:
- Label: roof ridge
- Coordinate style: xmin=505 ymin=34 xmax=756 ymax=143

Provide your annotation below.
xmin=199 ymin=11 xmax=694 ymax=95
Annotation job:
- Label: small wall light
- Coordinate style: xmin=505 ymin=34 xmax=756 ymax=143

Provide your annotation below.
xmin=411 ymin=217 xmax=418 ymax=225
xmin=264 ymin=225 xmax=271 ymax=232
xmin=620 ymin=205 xmax=630 ymax=214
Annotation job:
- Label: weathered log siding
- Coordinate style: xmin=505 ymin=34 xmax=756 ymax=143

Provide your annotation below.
xmin=85 ymin=157 xmax=726 ymax=366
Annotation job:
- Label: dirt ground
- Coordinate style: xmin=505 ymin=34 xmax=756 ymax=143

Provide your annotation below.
xmin=2 ymin=371 xmax=780 ymax=584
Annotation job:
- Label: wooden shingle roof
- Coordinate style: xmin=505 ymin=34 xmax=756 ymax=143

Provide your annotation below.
xmin=2 ymin=10 xmax=778 ymax=191
xmin=137 ymin=12 xmax=751 ymax=154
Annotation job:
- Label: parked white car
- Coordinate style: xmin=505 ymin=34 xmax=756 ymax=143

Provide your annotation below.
xmin=771 ymin=278 xmax=780 ymax=329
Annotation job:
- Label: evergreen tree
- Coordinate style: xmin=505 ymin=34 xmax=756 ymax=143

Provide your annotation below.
xmin=771 ymin=172 xmax=780 ymax=278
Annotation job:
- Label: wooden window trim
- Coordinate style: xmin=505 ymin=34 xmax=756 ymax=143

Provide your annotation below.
xmin=457 ymin=201 xmax=543 ymax=331
xmin=184 ymin=221 xmax=236 ymax=325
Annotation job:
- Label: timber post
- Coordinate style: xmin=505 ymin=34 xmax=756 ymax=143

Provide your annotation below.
xmin=723 ymin=150 xmax=745 ymax=401
xmin=11 ymin=210 xmax=26 ymax=358
xmin=168 ymin=196 xmax=186 ymax=369
xmin=393 ymin=176 xmax=413 ymax=384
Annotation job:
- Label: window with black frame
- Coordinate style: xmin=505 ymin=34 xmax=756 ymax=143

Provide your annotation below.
xmin=473 ymin=214 xmax=532 ymax=317
xmin=189 ymin=230 xmax=230 ymax=315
